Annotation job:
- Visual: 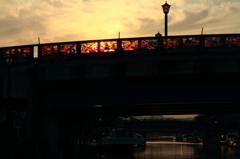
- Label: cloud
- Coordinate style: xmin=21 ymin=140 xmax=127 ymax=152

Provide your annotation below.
xmin=0 ymin=0 xmax=240 ymax=47
xmin=168 ymin=1 xmax=240 ymax=35
xmin=48 ymin=0 xmax=65 ymax=8
xmin=169 ymin=9 xmax=210 ymax=35
xmin=130 ymin=18 xmax=159 ymax=37
xmin=0 ymin=0 xmax=77 ymax=46
xmin=0 ymin=14 xmax=47 ymax=46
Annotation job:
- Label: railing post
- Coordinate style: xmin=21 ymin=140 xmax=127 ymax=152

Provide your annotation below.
xmin=157 ymin=37 xmax=162 ymax=53
xmin=222 ymin=35 xmax=226 ymax=47
xmin=77 ymin=42 xmax=82 ymax=56
xmin=138 ymin=39 xmax=141 ymax=50
xmin=117 ymin=39 xmax=122 ymax=55
xmin=200 ymin=35 xmax=204 ymax=48
xmin=97 ymin=41 xmax=101 ymax=53
xmin=179 ymin=37 xmax=183 ymax=48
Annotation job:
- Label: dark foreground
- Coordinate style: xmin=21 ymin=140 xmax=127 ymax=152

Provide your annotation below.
xmin=79 ymin=141 xmax=240 ymax=159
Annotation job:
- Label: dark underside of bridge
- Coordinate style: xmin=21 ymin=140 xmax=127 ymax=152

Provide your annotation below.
xmin=35 ymin=73 xmax=240 ymax=118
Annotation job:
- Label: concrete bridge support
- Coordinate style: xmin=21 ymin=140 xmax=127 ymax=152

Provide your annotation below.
xmin=39 ymin=111 xmax=59 ymax=159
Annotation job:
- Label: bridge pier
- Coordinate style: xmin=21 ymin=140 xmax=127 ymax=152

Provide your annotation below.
xmin=58 ymin=114 xmax=78 ymax=159
xmin=39 ymin=111 xmax=59 ymax=159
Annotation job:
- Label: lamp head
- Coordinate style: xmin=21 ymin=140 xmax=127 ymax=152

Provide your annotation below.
xmin=155 ymin=31 xmax=162 ymax=37
xmin=162 ymin=1 xmax=171 ymax=14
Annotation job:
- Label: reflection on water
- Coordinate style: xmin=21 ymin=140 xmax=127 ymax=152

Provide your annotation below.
xmin=101 ymin=141 xmax=240 ymax=159
xmin=135 ymin=142 xmax=198 ymax=159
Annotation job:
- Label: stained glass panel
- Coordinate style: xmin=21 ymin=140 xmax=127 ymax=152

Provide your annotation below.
xmin=81 ymin=42 xmax=98 ymax=53
xmin=163 ymin=38 xmax=179 ymax=49
xmin=141 ymin=39 xmax=158 ymax=49
xmin=17 ymin=47 xmax=31 ymax=58
xmin=162 ymin=38 xmax=180 ymax=49
xmin=225 ymin=36 xmax=240 ymax=47
xmin=100 ymin=41 xmax=117 ymax=52
xmin=182 ymin=37 xmax=200 ymax=48
xmin=2 ymin=48 xmax=15 ymax=57
xmin=122 ymin=40 xmax=138 ymax=51
xmin=204 ymin=37 xmax=222 ymax=47
xmin=60 ymin=43 xmax=77 ymax=55
xmin=41 ymin=45 xmax=58 ymax=56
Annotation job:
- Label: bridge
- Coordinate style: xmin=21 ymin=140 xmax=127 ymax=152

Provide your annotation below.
xmin=1 ymin=33 xmax=240 ymax=114
xmin=1 ymin=33 xmax=240 ymax=158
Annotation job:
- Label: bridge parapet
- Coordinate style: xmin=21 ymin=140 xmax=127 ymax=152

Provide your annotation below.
xmin=0 ymin=34 xmax=239 ymax=83
xmin=0 ymin=33 xmax=240 ymax=58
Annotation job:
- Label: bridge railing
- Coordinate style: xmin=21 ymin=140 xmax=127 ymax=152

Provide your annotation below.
xmin=0 ymin=33 xmax=240 ymax=59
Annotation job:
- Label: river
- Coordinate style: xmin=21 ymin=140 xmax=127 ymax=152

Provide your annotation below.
xmin=88 ymin=141 xmax=240 ymax=159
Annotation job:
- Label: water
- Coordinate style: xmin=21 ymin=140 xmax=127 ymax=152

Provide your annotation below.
xmin=134 ymin=141 xmax=240 ymax=159
xmin=90 ymin=141 xmax=240 ymax=159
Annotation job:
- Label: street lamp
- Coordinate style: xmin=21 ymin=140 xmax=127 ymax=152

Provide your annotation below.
xmin=5 ymin=58 xmax=12 ymax=122
xmin=155 ymin=31 xmax=162 ymax=37
xmin=162 ymin=1 xmax=171 ymax=36
xmin=155 ymin=31 xmax=162 ymax=50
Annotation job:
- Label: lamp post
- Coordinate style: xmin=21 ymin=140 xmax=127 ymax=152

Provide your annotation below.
xmin=155 ymin=31 xmax=162 ymax=37
xmin=155 ymin=31 xmax=162 ymax=50
xmin=5 ymin=58 xmax=12 ymax=122
xmin=162 ymin=1 xmax=171 ymax=36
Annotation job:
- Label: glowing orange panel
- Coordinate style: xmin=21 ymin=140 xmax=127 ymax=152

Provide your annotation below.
xmin=41 ymin=45 xmax=58 ymax=56
xmin=141 ymin=39 xmax=158 ymax=49
xmin=122 ymin=40 xmax=138 ymax=51
xmin=100 ymin=41 xmax=117 ymax=52
xmin=17 ymin=47 xmax=31 ymax=58
xmin=81 ymin=42 xmax=98 ymax=53
xmin=60 ymin=44 xmax=77 ymax=55
xmin=2 ymin=48 xmax=15 ymax=57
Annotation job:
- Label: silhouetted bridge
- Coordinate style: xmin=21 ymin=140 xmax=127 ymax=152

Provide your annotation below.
xmin=1 ymin=33 xmax=240 ymax=115
xmin=1 ymin=33 xmax=240 ymax=159
xmin=1 ymin=33 xmax=240 ymax=139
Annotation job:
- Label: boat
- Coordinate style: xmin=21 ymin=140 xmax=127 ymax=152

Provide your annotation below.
xmin=182 ymin=133 xmax=199 ymax=143
xmin=227 ymin=139 xmax=240 ymax=147
xmin=101 ymin=128 xmax=137 ymax=151
xmin=219 ymin=134 xmax=227 ymax=145
xmin=198 ymin=133 xmax=219 ymax=144
xmin=173 ymin=133 xmax=183 ymax=140
xmin=135 ymin=133 xmax=145 ymax=146
xmin=226 ymin=132 xmax=240 ymax=147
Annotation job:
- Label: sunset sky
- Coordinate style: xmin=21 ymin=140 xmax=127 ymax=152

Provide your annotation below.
xmin=1 ymin=0 xmax=240 ymax=47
